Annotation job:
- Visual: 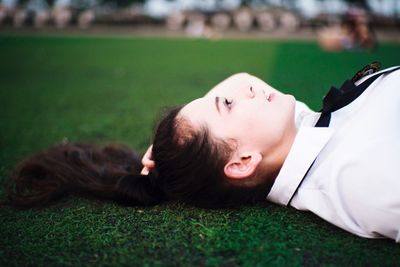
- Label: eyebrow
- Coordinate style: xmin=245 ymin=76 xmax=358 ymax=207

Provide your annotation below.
xmin=215 ymin=96 xmax=221 ymax=114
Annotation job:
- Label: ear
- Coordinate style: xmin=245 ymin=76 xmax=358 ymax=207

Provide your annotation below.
xmin=224 ymin=152 xmax=262 ymax=180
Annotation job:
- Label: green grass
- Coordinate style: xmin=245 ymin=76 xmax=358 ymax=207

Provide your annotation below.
xmin=0 ymin=35 xmax=399 ymax=266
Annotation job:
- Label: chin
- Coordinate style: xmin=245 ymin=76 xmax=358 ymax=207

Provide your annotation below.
xmin=279 ymin=94 xmax=295 ymax=110
xmin=286 ymin=95 xmax=296 ymax=110
xmin=285 ymin=94 xmax=296 ymax=103
xmin=284 ymin=96 xmax=297 ymax=123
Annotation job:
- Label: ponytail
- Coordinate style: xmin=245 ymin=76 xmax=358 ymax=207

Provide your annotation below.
xmin=3 ymin=142 xmax=167 ymax=209
xmin=114 ymin=171 xmax=167 ymax=206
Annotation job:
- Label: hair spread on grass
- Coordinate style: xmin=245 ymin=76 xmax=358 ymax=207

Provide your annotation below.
xmin=3 ymin=106 xmax=272 ymax=209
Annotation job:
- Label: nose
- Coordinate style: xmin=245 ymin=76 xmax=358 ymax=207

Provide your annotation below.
xmin=239 ymin=85 xmax=263 ymax=100
xmin=250 ymin=86 xmax=264 ymax=99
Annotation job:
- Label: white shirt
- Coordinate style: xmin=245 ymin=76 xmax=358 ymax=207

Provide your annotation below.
xmin=267 ymin=66 xmax=400 ymax=242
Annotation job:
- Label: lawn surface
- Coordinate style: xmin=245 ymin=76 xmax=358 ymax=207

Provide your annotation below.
xmin=0 ymin=35 xmax=399 ymax=266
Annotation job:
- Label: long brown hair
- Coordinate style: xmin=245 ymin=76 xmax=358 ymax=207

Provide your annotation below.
xmin=4 ymin=106 xmax=272 ymax=209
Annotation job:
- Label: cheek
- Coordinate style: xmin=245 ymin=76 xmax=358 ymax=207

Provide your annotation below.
xmin=234 ymin=105 xmax=270 ymax=130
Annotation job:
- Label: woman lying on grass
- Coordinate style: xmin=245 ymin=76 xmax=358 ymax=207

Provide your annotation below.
xmin=4 ymin=63 xmax=400 ymax=242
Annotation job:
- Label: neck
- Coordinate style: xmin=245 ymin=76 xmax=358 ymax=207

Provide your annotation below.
xmin=262 ymin=126 xmax=298 ymax=177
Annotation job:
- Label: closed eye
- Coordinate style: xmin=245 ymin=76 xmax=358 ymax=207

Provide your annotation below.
xmin=224 ymin=98 xmax=233 ymax=109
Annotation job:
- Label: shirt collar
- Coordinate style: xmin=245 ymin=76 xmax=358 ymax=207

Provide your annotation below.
xmin=267 ymin=126 xmax=333 ymax=206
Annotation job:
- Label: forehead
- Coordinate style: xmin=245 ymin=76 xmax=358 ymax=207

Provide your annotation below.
xmin=180 ymin=97 xmax=215 ymax=124
xmin=206 ymin=73 xmax=251 ymax=97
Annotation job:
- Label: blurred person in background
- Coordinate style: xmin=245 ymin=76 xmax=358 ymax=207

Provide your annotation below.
xmin=317 ymin=5 xmax=376 ymax=51
xmin=52 ymin=0 xmax=72 ymax=28
xmin=0 ymin=0 xmax=17 ymax=25
xmin=12 ymin=0 xmax=50 ymax=27
xmin=52 ymin=0 xmax=97 ymax=28
xmin=0 ymin=0 xmax=93 ymax=28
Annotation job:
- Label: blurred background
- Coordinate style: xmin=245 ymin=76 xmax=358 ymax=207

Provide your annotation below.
xmin=1 ymin=2 xmax=400 ymax=266
xmin=0 ymin=0 xmax=399 ymax=45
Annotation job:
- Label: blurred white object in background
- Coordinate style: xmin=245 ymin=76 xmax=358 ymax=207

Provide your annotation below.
xmin=367 ymin=0 xmax=400 ymax=18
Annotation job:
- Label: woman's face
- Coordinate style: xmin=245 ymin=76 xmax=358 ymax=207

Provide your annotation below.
xmin=179 ymin=73 xmax=297 ymax=170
